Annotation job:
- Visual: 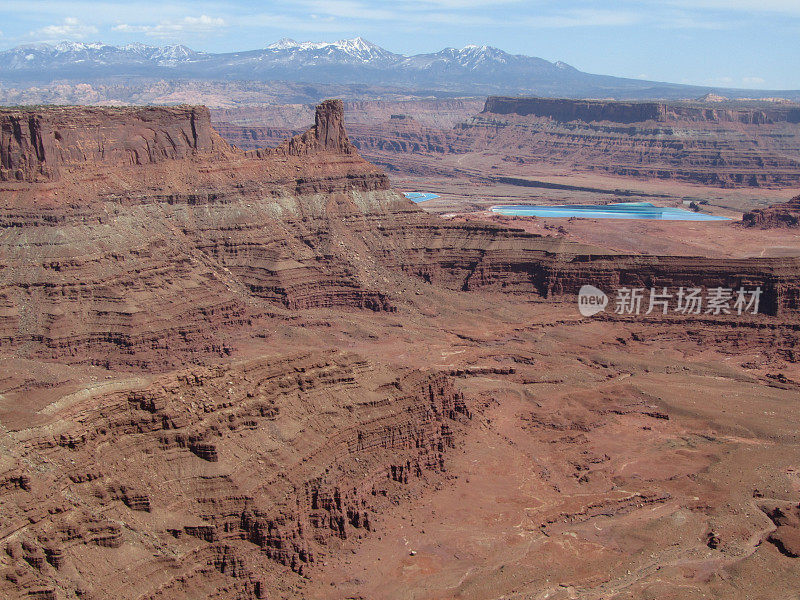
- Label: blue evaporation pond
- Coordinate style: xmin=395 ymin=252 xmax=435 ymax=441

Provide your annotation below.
xmin=404 ymin=192 xmax=440 ymax=203
xmin=489 ymin=202 xmax=729 ymax=221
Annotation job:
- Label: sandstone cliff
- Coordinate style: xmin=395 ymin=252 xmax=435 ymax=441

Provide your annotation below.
xmin=483 ymin=96 xmax=800 ymax=125
xmin=0 ymin=105 xmax=228 ymax=183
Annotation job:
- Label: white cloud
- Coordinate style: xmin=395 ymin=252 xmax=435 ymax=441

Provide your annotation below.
xmin=113 ymin=14 xmax=226 ymax=37
xmin=743 ymin=76 xmax=767 ymax=85
xmin=656 ymin=13 xmax=737 ymax=29
xmin=33 ymin=17 xmax=98 ymax=39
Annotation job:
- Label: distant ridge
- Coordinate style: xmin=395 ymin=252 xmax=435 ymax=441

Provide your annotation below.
xmin=1 ymin=38 xmax=798 ymax=101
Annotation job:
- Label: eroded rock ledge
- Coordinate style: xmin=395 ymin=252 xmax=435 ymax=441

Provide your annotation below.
xmin=0 ymin=100 xmax=388 ymax=198
xmin=0 ymin=351 xmax=471 ymax=599
xmin=741 ymin=195 xmax=800 ymax=228
xmin=482 ymin=96 xmax=800 ymax=125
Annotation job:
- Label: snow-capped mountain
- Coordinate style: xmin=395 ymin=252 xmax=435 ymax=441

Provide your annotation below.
xmin=0 ymin=38 xmax=586 ymax=88
xmin=264 ymin=37 xmax=400 ymax=67
xmin=0 ymin=38 xmax=784 ymax=98
xmin=0 ymin=41 xmax=205 ymax=75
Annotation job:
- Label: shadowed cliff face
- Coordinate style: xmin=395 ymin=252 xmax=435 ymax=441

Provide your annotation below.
xmin=0 ymin=105 xmax=228 ymax=183
xmin=482 ymin=96 xmax=800 ymax=125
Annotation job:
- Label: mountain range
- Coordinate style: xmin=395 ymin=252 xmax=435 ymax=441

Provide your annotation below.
xmin=1 ymin=37 xmax=797 ymax=100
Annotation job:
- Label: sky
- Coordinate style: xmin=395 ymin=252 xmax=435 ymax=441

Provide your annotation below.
xmin=2 ymin=0 xmax=800 ymax=90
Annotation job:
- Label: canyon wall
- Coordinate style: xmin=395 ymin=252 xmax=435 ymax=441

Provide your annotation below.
xmin=211 ymin=98 xmax=485 ymax=130
xmin=2 ymin=101 xmax=800 ymax=371
xmin=214 ymin=123 xmax=300 ymax=151
xmin=5 ymin=187 xmax=800 ymax=370
xmin=483 ymin=96 xmax=665 ymax=124
xmin=212 ymin=97 xmax=800 ymax=188
xmin=216 ymin=117 xmax=467 ymax=177
xmin=457 ymin=98 xmax=800 ymax=188
xmin=483 ymin=96 xmax=800 ymax=125
xmin=0 ymin=351 xmax=471 ymax=599
xmin=3 ymin=101 xmax=800 ymax=599
xmin=0 ymin=105 xmax=228 ymax=182
xmin=0 ymin=100 xmax=395 ymax=368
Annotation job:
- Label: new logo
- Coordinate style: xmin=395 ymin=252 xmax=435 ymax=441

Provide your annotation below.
xmin=578 ymin=285 xmax=608 ymax=317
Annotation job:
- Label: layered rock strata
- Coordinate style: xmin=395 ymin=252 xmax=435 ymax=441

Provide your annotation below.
xmin=0 ymin=105 xmax=227 ymax=183
xmin=457 ymin=97 xmax=800 ymax=187
xmin=0 ymin=351 xmax=470 ymax=599
xmin=3 ymin=100 xmax=800 ymax=600
xmin=2 ymin=101 xmax=800 ymax=370
xmin=212 ymin=97 xmax=800 ymax=188
xmin=482 ymin=96 xmax=800 ymax=125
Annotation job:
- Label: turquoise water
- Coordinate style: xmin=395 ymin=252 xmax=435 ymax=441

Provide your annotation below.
xmin=404 ymin=192 xmax=440 ymax=203
xmin=489 ymin=202 xmax=729 ymax=221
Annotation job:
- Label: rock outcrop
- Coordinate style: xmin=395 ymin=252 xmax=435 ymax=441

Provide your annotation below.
xmin=456 ymin=97 xmax=800 ymax=188
xmin=741 ymin=194 xmax=800 ymax=228
xmin=0 ymin=351 xmax=471 ymax=599
xmin=482 ymin=96 xmax=800 ymax=125
xmin=0 ymin=105 xmax=227 ymax=182
xmin=269 ymin=99 xmax=356 ymax=156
